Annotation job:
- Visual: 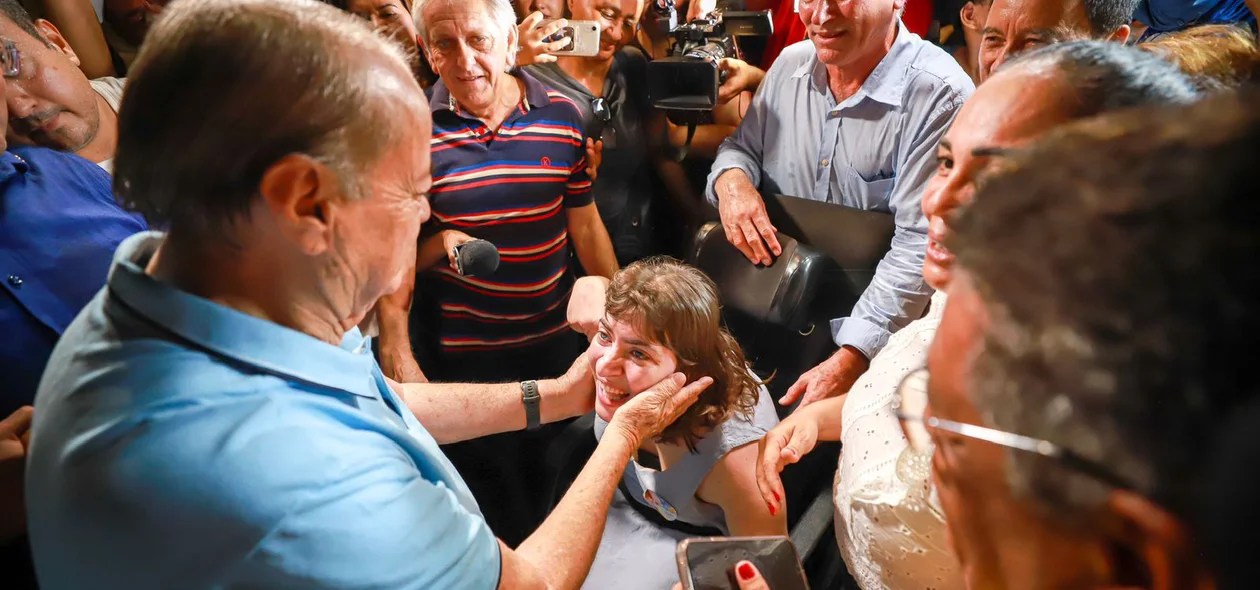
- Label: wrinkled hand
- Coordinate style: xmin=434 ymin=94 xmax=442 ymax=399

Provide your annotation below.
xmin=717 ymin=58 xmax=765 ymax=104
xmin=517 ymin=12 xmax=570 ymax=66
xmin=567 ymin=276 xmax=610 ymax=339
xmin=441 ymin=230 xmax=477 ymax=270
xmin=609 ymin=373 xmax=713 ymax=447
xmin=585 ymin=138 xmax=604 ymax=181
xmin=781 ymin=346 xmax=869 ymax=408
xmin=756 ymin=410 xmax=821 ymax=515
xmin=670 ymin=559 xmax=771 ymax=590
xmin=716 ymin=169 xmax=781 ymax=266
xmin=0 ymin=406 xmax=33 ymax=543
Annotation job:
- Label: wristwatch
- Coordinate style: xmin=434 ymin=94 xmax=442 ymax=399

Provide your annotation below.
xmin=521 ymin=380 xmax=541 ymax=431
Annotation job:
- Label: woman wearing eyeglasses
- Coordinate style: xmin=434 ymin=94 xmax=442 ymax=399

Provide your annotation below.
xmin=753 ymin=42 xmax=1199 ymax=590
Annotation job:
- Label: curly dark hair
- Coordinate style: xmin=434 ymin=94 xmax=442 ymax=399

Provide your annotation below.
xmin=949 ymin=91 xmax=1260 ymax=530
xmin=604 ymin=257 xmax=761 ymax=452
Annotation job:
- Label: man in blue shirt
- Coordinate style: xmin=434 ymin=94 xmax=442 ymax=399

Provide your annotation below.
xmin=0 ymin=34 xmax=145 ymax=590
xmin=707 ymin=0 xmax=974 ymax=408
xmin=0 ymin=107 xmax=147 ymax=419
xmin=25 ymin=1 xmax=706 ymax=589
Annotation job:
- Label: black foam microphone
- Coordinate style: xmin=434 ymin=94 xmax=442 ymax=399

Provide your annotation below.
xmin=453 ymin=239 xmax=500 ymax=277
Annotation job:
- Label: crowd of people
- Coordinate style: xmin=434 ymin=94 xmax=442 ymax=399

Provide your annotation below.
xmin=1 ymin=0 xmax=1258 ymax=588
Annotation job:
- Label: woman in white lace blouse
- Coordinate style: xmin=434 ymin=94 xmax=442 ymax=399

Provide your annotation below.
xmin=754 ymin=44 xmax=1200 ymax=590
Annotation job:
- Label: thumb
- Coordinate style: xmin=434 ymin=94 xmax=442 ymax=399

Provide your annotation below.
xmin=734 ymin=560 xmax=771 ymax=590
xmin=0 ymin=406 xmax=33 ymax=437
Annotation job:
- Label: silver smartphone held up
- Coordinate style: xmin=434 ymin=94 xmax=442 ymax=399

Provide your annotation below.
xmin=539 ymin=19 xmax=600 ymax=57
xmin=676 ymin=536 xmax=809 ymax=590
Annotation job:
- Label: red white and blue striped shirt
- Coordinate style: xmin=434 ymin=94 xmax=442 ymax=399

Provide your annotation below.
xmin=421 ymin=72 xmax=592 ymax=353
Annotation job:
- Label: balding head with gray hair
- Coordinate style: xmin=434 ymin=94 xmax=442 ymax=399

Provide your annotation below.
xmin=115 ymin=0 xmax=424 ymax=238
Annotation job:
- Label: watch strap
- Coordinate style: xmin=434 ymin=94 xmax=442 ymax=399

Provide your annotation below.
xmin=521 ymin=380 xmax=541 ymax=431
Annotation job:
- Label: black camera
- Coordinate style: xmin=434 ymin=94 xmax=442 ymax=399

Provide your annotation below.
xmin=646 ymin=5 xmax=773 ymax=114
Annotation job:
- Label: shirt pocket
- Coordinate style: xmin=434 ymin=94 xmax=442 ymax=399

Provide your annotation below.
xmin=838 ymin=166 xmax=896 ymax=210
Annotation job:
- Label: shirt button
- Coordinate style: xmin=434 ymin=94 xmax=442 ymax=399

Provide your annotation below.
xmin=6 ymin=274 xmax=22 ymax=287
xmin=820 ymin=158 xmax=830 ymax=167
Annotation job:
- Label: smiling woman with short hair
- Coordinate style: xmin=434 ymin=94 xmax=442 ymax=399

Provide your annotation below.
xmin=581 ymin=256 xmax=786 ymax=590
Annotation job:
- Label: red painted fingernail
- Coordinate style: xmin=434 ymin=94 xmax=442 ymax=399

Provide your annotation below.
xmin=737 ymin=561 xmax=756 ymax=581
xmin=768 ymin=503 xmax=776 ymax=515
xmin=772 ymin=491 xmax=781 ymax=503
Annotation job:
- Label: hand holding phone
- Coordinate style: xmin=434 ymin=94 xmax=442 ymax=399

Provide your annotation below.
xmin=677 ymin=536 xmax=809 ymax=590
xmin=517 ymin=12 xmax=569 ymax=65
xmin=539 ymin=18 xmax=601 ymax=57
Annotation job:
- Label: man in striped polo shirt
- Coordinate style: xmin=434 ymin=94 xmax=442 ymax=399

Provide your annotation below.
xmin=420 ymin=76 xmax=609 ymax=367
xmin=377 ymin=0 xmax=617 ymax=546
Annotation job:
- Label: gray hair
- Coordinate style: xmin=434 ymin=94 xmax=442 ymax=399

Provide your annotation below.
xmin=113 ymin=0 xmax=418 ymax=238
xmin=413 ymin=0 xmax=517 ymax=56
xmin=1000 ymin=40 xmax=1200 ymax=117
xmin=950 ymin=92 xmax=1260 ymax=532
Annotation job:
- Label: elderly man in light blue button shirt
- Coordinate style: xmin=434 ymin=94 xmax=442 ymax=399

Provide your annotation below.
xmin=707 ymin=0 xmax=973 ymax=408
xmin=24 ymin=1 xmax=708 ymax=589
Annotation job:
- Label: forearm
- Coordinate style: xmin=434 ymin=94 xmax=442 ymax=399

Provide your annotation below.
xmin=712 ymin=94 xmax=747 ymax=127
xmin=833 ymin=233 xmax=932 ymax=358
xmin=39 ymin=0 xmax=116 ymax=79
xmin=376 ymin=264 xmax=423 ymax=382
xmin=398 ymin=378 xmax=585 ymax=444
xmin=515 ymin=430 xmax=638 ymax=589
xmin=704 ymin=79 xmax=772 ymax=204
xmin=571 ymin=221 xmax=618 ymax=279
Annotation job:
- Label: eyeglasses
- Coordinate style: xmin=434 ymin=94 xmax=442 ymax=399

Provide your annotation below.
xmin=1 ymin=40 xmax=19 ymax=79
xmin=892 ymin=367 xmax=1137 ymax=492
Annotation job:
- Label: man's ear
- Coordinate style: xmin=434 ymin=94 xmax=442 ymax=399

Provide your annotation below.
xmin=1105 ymin=489 xmax=1213 ymax=590
xmin=416 ymin=34 xmax=436 ymax=70
xmin=1109 ymin=24 xmax=1132 ymax=44
xmin=258 ymin=154 xmax=341 ymax=257
xmin=959 ymin=2 xmax=980 ymax=31
xmin=506 ymin=24 xmax=520 ymax=68
xmin=33 ymin=19 xmax=80 ymax=67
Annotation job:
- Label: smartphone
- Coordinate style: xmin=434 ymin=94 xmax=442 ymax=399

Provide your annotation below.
xmin=539 ymin=19 xmax=600 ymax=57
xmin=676 ymin=536 xmax=810 ymax=590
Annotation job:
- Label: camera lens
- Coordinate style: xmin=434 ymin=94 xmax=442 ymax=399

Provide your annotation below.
xmin=683 ymin=41 xmax=728 ymax=65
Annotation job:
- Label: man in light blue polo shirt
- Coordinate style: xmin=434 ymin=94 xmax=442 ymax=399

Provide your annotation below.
xmin=24 ymin=1 xmax=707 ymax=588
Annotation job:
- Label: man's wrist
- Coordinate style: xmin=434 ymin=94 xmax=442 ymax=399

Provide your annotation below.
xmin=601 ymin=420 xmax=643 ymax=455
xmin=715 ymin=167 xmax=747 ymax=195
xmin=538 ymin=378 xmax=584 ymax=422
xmin=836 ymin=345 xmax=871 ymax=368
